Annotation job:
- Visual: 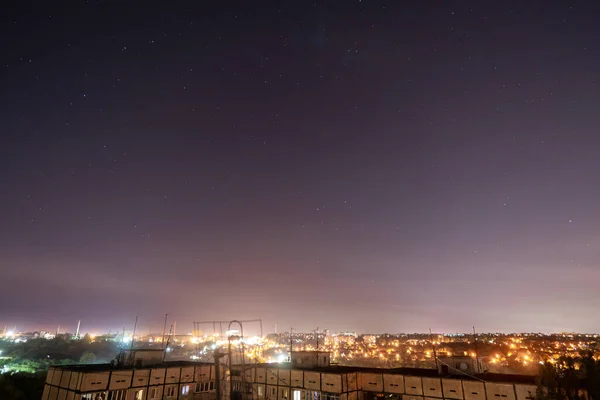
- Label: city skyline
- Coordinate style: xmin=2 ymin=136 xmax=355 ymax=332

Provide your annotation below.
xmin=3 ymin=1 xmax=600 ymax=333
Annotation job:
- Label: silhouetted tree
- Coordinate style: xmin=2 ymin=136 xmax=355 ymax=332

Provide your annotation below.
xmin=79 ymin=351 xmax=96 ymax=364
xmin=536 ymin=351 xmax=600 ymax=400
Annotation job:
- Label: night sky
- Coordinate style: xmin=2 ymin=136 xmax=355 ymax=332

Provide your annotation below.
xmin=2 ymin=1 xmax=600 ymax=335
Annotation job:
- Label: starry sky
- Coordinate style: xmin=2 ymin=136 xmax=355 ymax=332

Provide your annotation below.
xmin=2 ymin=1 xmax=600 ymax=335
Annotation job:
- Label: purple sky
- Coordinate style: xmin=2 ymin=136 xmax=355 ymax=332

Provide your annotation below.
xmin=2 ymin=1 xmax=600 ymax=335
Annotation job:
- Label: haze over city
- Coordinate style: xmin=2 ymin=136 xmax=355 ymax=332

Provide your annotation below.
xmin=3 ymin=1 xmax=600 ymax=335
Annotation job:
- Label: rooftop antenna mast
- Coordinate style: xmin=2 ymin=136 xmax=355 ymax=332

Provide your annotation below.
xmin=130 ymin=316 xmax=138 ymax=351
xmin=128 ymin=316 xmax=139 ymax=366
xmin=472 ymin=326 xmax=479 ymax=371
xmin=228 ymin=320 xmax=246 ymax=400
xmin=429 ymin=328 xmax=438 ymax=371
xmin=162 ymin=324 xmax=174 ymax=362
xmin=161 ymin=314 xmax=169 ymax=349
xmin=121 ymin=327 xmax=129 ymax=349
xmin=290 ymin=327 xmax=293 ymax=361
xmin=75 ymin=320 xmax=81 ymax=339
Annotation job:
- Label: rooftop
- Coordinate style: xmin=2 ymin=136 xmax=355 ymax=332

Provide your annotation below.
xmin=242 ymin=363 xmax=536 ymax=385
xmin=51 ymin=360 xmax=210 ymax=373
xmin=50 ymin=361 xmax=537 ymax=385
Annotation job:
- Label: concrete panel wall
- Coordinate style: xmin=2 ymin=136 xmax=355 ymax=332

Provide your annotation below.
xmin=150 ymin=368 xmax=166 ymax=385
xmin=165 ymin=367 xmax=181 ymax=384
xmin=442 ymin=378 xmax=464 ymax=400
xmin=46 ymin=368 xmax=55 ymax=385
xmin=463 ymin=381 xmax=486 ymax=400
xmin=197 ymin=365 xmax=212 ymax=381
xmin=348 ymin=391 xmax=359 ymax=400
xmin=132 ymin=369 xmax=150 ymax=387
xmin=383 ymin=374 xmax=404 ymax=394
xmin=245 ymin=368 xmax=255 ymax=383
xmin=57 ymin=388 xmax=68 ymax=400
xmin=486 ymin=383 xmax=516 ymax=400
xmin=361 ymin=373 xmax=383 ymax=392
xmin=403 ymin=394 xmax=424 ymax=400
xmin=68 ymin=371 xmax=80 ymax=390
xmin=65 ymin=390 xmax=76 ymax=400
xmin=49 ymin=386 xmax=59 ymax=400
xmin=42 ymin=384 xmax=51 ymax=400
xmin=256 ymin=367 xmax=267 ymax=383
xmin=422 ymin=378 xmax=442 ymax=398
xmin=404 ymin=377 xmax=423 ymax=396
xmin=51 ymin=369 xmax=62 ymax=387
xmin=267 ymin=368 xmax=279 ymax=385
xmin=304 ymin=371 xmax=321 ymax=391
xmin=59 ymin=371 xmax=71 ymax=388
xmin=80 ymin=372 xmax=110 ymax=392
xmin=291 ymin=370 xmax=304 ymax=387
xmin=110 ymin=370 xmax=133 ymax=390
xmin=181 ymin=366 xmax=195 ymax=383
xmin=514 ymin=384 xmax=537 ymax=400
xmin=322 ymin=373 xmax=342 ymax=393
xmin=279 ymin=369 xmax=291 ymax=386
xmin=347 ymin=373 xmax=358 ymax=392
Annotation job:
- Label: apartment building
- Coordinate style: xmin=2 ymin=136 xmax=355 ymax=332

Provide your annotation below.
xmin=231 ymin=352 xmax=539 ymax=400
xmin=41 ymin=350 xmax=222 ymax=400
xmin=41 ymin=350 xmax=540 ymax=400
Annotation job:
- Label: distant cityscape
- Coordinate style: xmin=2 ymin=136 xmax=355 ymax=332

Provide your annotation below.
xmin=3 ymin=322 xmax=599 ymax=376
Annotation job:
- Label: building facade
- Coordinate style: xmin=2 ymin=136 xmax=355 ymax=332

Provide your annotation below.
xmin=233 ymin=364 xmax=538 ymax=400
xmin=41 ymin=351 xmax=539 ymax=400
xmin=41 ymin=361 xmax=221 ymax=400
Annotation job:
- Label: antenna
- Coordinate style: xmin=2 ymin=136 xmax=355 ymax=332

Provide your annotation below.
xmin=316 ymin=327 xmax=319 ymax=351
xmin=130 ymin=316 xmax=139 ymax=351
xmin=162 ymin=324 xmax=174 ymax=362
xmin=429 ymin=328 xmax=438 ymax=370
xmin=161 ymin=314 xmax=168 ymax=348
xmin=75 ymin=320 xmax=81 ymax=339
xmin=472 ymin=326 xmax=479 ymax=372
xmin=228 ymin=320 xmax=246 ymax=400
xmin=290 ymin=327 xmax=293 ymax=361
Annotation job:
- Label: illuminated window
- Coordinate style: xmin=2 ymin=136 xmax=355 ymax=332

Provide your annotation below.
xmin=135 ymin=390 xmax=143 ymax=400
xmin=149 ymin=388 xmax=158 ymax=399
xmin=182 ymin=385 xmax=190 ymax=395
xmin=294 ymin=390 xmax=302 ymax=400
